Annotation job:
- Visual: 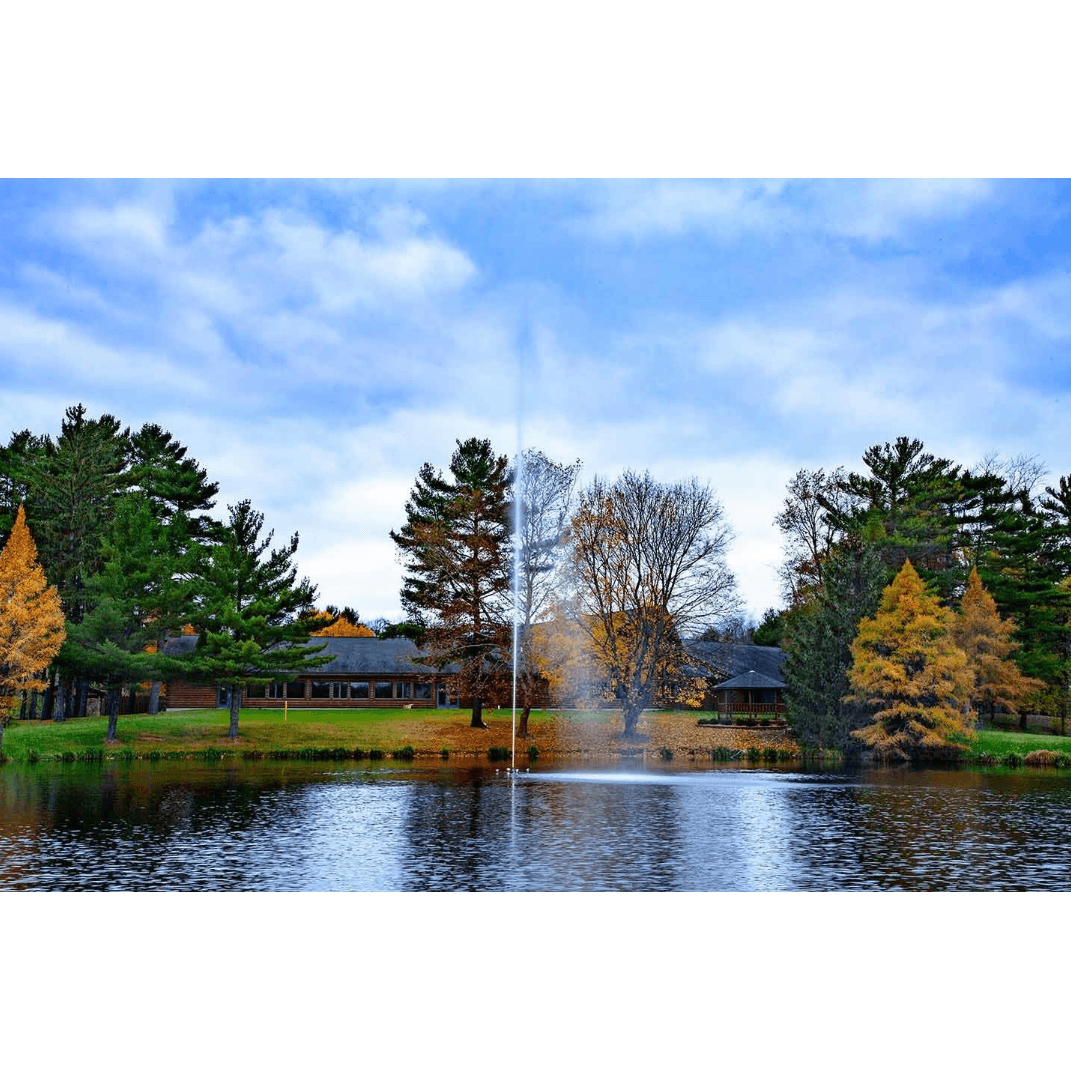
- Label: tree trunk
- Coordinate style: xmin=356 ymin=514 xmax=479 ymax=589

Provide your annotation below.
xmin=517 ymin=705 xmax=531 ymax=738
xmin=28 ymin=689 xmax=38 ymax=720
xmin=105 ymin=686 xmax=122 ymax=742
xmin=469 ymin=698 xmax=486 ymax=729
xmin=622 ymin=703 xmax=643 ymax=739
xmin=41 ymin=676 xmax=54 ymax=721
xmin=1019 ymin=709 xmax=1028 ymax=731
xmin=77 ymin=679 xmax=88 ymax=719
xmin=53 ymin=677 xmax=67 ymax=723
xmin=148 ymin=681 xmax=161 ymax=715
xmin=229 ymin=687 xmax=242 ymax=740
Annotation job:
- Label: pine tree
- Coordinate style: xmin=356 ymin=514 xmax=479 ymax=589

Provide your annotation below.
xmin=0 ymin=506 xmax=65 ymax=751
xmin=391 ymin=438 xmax=513 ymax=729
xmin=952 ymin=567 xmax=1041 ymax=727
xmin=847 ymin=560 xmax=974 ymax=761
xmin=783 ymin=538 xmax=886 ymax=754
xmin=188 ymin=500 xmax=331 ymax=740
xmin=63 ymin=495 xmax=184 ymax=741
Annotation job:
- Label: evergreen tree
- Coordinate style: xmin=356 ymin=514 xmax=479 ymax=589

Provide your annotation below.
xmin=0 ymin=430 xmax=52 ymax=547
xmin=821 ymin=436 xmax=970 ymax=601
xmin=783 ymin=538 xmax=886 ymax=754
xmin=977 ymin=490 xmax=1071 ymax=728
xmin=952 ymin=567 xmax=1041 ymax=727
xmin=63 ymin=495 xmax=185 ymax=740
xmin=847 ymin=560 xmax=974 ymax=761
xmin=390 ymin=438 xmax=512 ymax=729
xmin=124 ymin=424 xmax=219 ymax=713
xmin=0 ymin=506 xmax=65 ymax=752
xmin=188 ymin=500 xmax=330 ymax=740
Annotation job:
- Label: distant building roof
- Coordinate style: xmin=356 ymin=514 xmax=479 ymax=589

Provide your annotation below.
xmin=162 ymin=634 xmax=458 ymax=675
xmin=712 ymin=668 xmax=786 ymax=691
xmin=681 ymin=641 xmax=786 ymax=682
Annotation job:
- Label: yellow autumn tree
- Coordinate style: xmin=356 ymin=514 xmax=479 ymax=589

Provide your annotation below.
xmin=0 ymin=505 xmax=66 ymax=750
xmin=953 ymin=567 xmax=1042 ymax=727
xmin=847 ymin=559 xmax=974 ymax=761
xmin=307 ymin=611 xmax=375 ymax=638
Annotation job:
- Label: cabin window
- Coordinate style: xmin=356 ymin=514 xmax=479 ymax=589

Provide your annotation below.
xmin=374 ymin=681 xmax=393 ymax=700
xmin=248 ymin=684 xmax=266 ymax=699
xmin=268 ymin=682 xmax=285 ymax=699
xmin=330 ymin=682 xmax=347 ymax=699
xmin=310 ymin=681 xmax=331 ymax=699
xmin=397 ymin=682 xmax=412 ymax=699
xmin=351 ymin=681 xmax=369 ymax=699
xmin=286 ymin=680 xmax=306 ymax=699
xmin=414 ymin=683 xmax=432 ymax=700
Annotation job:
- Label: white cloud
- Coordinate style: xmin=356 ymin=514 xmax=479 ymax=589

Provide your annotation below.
xmin=575 ymin=178 xmax=995 ymax=244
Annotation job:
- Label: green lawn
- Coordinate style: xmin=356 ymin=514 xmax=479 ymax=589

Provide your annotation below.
xmin=0 ymin=706 xmax=614 ymax=763
xmin=969 ymin=728 xmax=1071 ymax=761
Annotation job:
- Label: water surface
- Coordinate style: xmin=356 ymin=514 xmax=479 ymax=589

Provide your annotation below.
xmin=2 ymin=761 xmax=1070 ymax=890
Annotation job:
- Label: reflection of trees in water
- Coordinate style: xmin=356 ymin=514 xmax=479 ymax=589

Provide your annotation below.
xmin=0 ymin=763 xmax=317 ymax=890
xmin=398 ymin=771 xmax=689 ymax=891
xmin=777 ymin=768 xmax=1071 ymax=890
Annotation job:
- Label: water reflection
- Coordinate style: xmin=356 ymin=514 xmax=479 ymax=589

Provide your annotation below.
xmin=2 ymin=762 xmax=1071 ymax=890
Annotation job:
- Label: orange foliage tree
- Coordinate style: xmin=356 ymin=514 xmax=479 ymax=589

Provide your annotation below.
xmin=953 ymin=567 xmax=1042 ymax=727
xmin=0 ymin=505 xmax=65 ymax=750
xmin=847 ymin=559 xmax=974 ymax=761
xmin=307 ymin=610 xmax=375 ymax=637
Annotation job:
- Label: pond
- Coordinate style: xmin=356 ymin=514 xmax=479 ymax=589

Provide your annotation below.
xmin=2 ymin=760 xmax=1070 ymax=890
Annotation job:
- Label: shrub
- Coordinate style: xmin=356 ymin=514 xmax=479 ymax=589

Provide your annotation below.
xmin=391 ymin=746 xmax=415 ymax=761
xmin=776 ymin=749 xmax=794 ymax=762
xmin=747 ymin=747 xmax=761 ymax=762
xmin=711 ymin=747 xmax=741 ymax=761
xmin=659 ymin=747 xmax=673 ymax=761
xmin=353 ymin=748 xmax=366 ymax=761
xmin=61 ymin=751 xmax=76 ymax=763
xmin=368 ymin=749 xmax=385 ymax=761
xmin=119 ymin=748 xmax=136 ymax=762
xmin=696 ymin=717 xmax=716 ymax=726
xmin=762 ymin=747 xmax=778 ymax=763
xmin=487 ymin=746 xmax=510 ymax=762
xmin=27 ymin=749 xmax=39 ymax=764
xmin=440 ymin=748 xmax=450 ymax=761
xmin=527 ymin=745 xmax=539 ymax=763
xmin=146 ymin=749 xmax=162 ymax=762
xmin=973 ymin=751 xmax=998 ymax=766
xmin=1004 ymin=752 xmax=1024 ymax=768
xmin=1024 ymin=750 xmax=1061 ymax=767
xmin=202 ymin=747 xmax=224 ymax=761
xmin=1056 ymin=753 xmax=1071 ymax=769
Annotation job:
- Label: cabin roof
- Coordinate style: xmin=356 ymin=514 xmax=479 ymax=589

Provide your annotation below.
xmin=712 ymin=668 xmax=786 ymax=691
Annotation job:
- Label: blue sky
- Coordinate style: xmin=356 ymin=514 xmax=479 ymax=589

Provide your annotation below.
xmin=3 ymin=178 xmax=1071 ymax=622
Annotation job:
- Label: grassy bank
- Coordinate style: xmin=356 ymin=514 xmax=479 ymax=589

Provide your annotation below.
xmin=0 ymin=707 xmax=800 ymax=765
xmin=967 ymin=728 xmax=1071 ymax=767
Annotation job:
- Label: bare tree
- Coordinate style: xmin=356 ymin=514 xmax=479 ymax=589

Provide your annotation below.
xmin=512 ymin=449 xmax=582 ymax=737
xmin=978 ymin=451 xmax=1048 ymax=500
xmin=569 ymin=471 xmax=739 ymax=738
xmin=775 ymin=467 xmax=847 ymax=606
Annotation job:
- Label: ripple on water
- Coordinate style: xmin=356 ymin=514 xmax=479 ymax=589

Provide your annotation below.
xmin=2 ymin=762 xmax=1071 ymax=890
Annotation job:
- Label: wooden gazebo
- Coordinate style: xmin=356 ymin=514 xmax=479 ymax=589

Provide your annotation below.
xmin=711 ymin=668 xmax=787 ymax=717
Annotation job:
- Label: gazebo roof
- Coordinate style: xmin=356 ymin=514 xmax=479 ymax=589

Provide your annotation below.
xmin=711 ymin=668 xmax=786 ymax=692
